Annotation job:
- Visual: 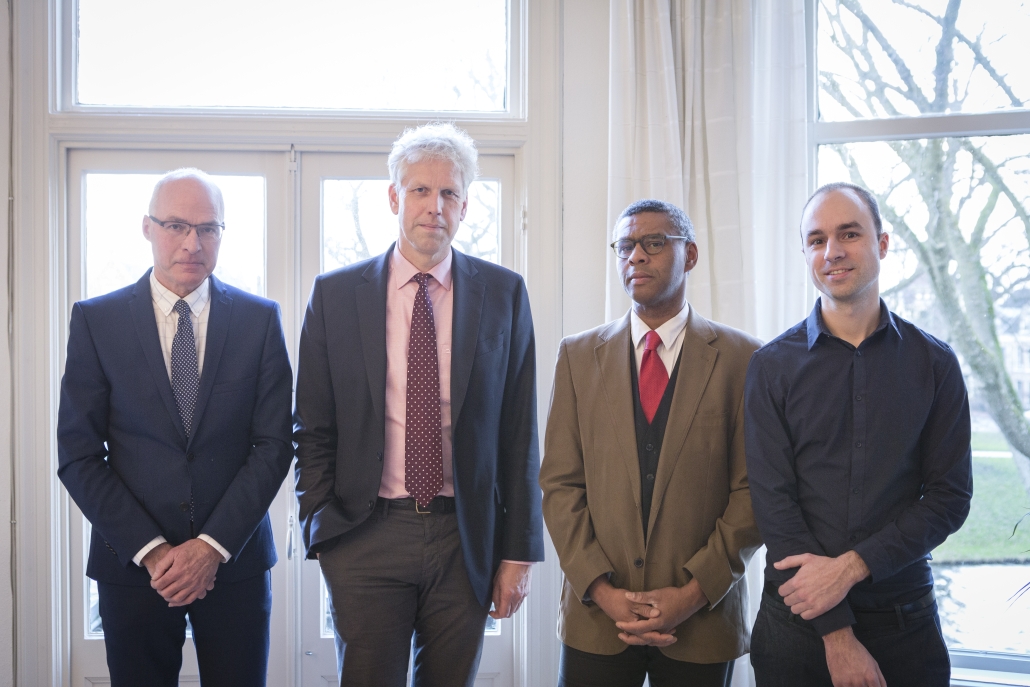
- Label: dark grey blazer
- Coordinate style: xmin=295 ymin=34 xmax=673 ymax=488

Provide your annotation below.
xmin=57 ymin=270 xmax=294 ymax=585
xmin=294 ymin=246 xmax=545 ymax=605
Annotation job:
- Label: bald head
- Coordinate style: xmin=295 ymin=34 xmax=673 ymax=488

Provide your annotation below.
xmin=149 ymin=168 xmax=224 ymax=220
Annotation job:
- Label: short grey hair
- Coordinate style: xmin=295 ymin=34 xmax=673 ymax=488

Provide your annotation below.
xmin=387 ymin=122 xmax=479 ymax=194
xmin=616 ymin=199 xmax=695 ymax=242
xmin=149 ymin=168 xmax=225 ymax=218
xmin=803 ymin=182 xmax=883 ymax=236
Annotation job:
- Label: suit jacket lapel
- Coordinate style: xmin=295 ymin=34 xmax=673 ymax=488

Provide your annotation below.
xmin=594 ymin=314 xmax=642 ymax=510
xmin=450 ymin=250 xmax=485 ymax=431
xmin=646 ymin=309 xmax=718 ymax=537
xmin=129 ymin=270 xmax=187 ymax=442
xmin=190 ymin=275 xmax=232 ymax=446
xmin=356 ymin=248 xmax=391 ymax=427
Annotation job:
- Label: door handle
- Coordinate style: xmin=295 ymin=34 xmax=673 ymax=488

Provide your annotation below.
xmin=287 ymin=515 xmax=294 ymax=560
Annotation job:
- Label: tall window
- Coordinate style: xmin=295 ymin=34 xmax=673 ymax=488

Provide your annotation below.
xmin=813 ymin=0 xmax=1030 ymax=672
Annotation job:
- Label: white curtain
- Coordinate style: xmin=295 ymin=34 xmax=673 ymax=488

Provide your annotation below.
xmin=607 ymin=1 xmax=809 ymax=685
xmin=606 ymin=0 xmax=809 ymax=340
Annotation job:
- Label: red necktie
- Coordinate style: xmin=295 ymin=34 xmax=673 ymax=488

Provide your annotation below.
xmin=404 ymin=273 xmax=444 ymax=508
xmin=639 ymin=330 xmax=669 ymax=424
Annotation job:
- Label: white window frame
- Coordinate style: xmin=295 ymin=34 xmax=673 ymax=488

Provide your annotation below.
xmin=805 ymin=0 xmax=1030 ymax=683
xmin=12 ymin=0 xmax=564 ymax=685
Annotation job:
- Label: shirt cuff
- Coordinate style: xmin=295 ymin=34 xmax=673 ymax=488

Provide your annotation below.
xmin=198 ymin=534 xmax=232 ymax=563
xmin=809 ymin=598 xmax=857 ymax=637
xmin=133 ymin=536 xmax=168 ymax=567
xmin=500 ymin=560 xmax=534 ymax=566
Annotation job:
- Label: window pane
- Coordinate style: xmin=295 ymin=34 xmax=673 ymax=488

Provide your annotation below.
xmin=84 ymin=173 xmax=266 ymax=298
xmin=818 ymin=0 xmax=1030 ymax=121
xmin=818 ymin=134 xmax=1030 ymax=654
xmin=77 ymin=0 xmax=508 ymax=112
xmin=321 ymin=179 xmax=500 ymax=272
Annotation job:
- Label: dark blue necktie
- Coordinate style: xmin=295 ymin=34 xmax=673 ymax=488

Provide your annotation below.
xmin=171 ymin=299 xmax=200 ymax=438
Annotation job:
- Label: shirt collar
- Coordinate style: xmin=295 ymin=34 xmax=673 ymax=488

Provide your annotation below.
xmin=807 ymin=297 xmax=899 ymax=350
xmin=630 ymin=301 xmax=690 ymax=350
xmin=390 ymin=245 xmax=453 ymax=291
xmin=150 ymin=270 xmax=211 ymax=317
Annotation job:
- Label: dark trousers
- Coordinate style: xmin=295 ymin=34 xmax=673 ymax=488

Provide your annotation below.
xmin=751 ymin=588 xmax=950 ymax=687
xmin=318 ymin=501 xmax=491 ymax=687
xmin=97 ymin=570 xmax=272 ymax=687
xmin=559 ymin=643 xmax=735 ymax=687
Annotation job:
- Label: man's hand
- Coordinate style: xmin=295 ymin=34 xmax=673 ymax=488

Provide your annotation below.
xmin=823 ymin=627 xmax=886 ymax=686
xmin=775 ymin=551 xmax=870 ymax=620
xmin=151 ymin=539 xmax=222 ymax=607
xmin=141 ymin=542 xmax=174 ymax=578
xmin=614 ymin=580 xmax=709 ymax=647
xmin=490 ymin=562 xmax=532 ymax=619
xmin=587 ymin=575 xmax=641 ymax=626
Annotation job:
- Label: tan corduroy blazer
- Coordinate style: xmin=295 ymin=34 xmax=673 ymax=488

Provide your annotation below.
xmin=540 ymin=309 xmax=763 ymax=663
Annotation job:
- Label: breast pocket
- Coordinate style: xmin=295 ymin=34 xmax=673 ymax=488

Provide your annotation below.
xmin=475 ymin=333 xmax=505 ymax=358
xmin=211 ymin=376 xmax=257 ymax=396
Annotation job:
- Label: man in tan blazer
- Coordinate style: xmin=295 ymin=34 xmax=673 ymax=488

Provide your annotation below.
xmin=540 ymin=199 xmax=763 ymax=687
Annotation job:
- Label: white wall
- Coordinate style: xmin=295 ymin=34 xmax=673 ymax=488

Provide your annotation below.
xmin=0 ymin=1 xmax=13 ymax=684
xmin=562 ymin=0 xmax=610 ymax=337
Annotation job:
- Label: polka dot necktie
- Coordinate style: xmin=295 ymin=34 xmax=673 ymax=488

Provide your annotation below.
xmin=639 ymin=330 xmax=669 ymax=424
xmin=171 ymin=299 xmax=200 ymax=439
xmin=405 ymin=273 xmax=444 ymax=509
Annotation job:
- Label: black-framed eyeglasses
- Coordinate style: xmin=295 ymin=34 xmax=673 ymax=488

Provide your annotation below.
xmin=148 ymin=216 xmax=225 ymax=240
xmin=610 ymin=234 xmax=690 ymax=259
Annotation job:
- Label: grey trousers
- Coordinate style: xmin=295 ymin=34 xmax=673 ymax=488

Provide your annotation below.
xmin=318 ymin=501 xmax=491 ymax=687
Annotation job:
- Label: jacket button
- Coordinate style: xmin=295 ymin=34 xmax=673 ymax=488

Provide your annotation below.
xmin=377 ymin=451 xmax=383 ymax=461
xmin=368 ymin=499 xmax=375 ymax=510
xmin=634 ymin=558 xmax=644 ymax=568
xmin=646 ymin=474 xmax=655 ymax=481
xmin=179 ymin=502 xmax=189 ymax=512
xmin=186 ymin=452 xmax=195 ymax=462
xmin=645 ymin=443 xmax=654 ymax=452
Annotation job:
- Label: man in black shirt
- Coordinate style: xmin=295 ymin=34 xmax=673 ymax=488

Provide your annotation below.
xmin=745 ymin=182 xmax=972 ymax=687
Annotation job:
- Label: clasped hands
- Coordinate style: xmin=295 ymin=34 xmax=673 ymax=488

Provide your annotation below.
xmin=141 ymin=539 xmax=223 ymax=607
xmin=588 ymin=576 xmax=708 ymax=648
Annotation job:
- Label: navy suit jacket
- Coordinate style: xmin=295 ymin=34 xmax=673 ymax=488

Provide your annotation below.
xmin=294 ymin=246 xmax=545 ymax=606
xmin=57 ymin=271 xmax=294 ymax=586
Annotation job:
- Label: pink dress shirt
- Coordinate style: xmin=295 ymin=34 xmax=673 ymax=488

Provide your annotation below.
xmin=380 ymin=248 xmax=455 ymax=499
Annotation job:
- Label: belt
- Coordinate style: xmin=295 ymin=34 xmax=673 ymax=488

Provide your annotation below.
xmin=764 ymin=582 xmax=936 ymax=629
xmin=376 ymin=496 xmax=456 ymax=515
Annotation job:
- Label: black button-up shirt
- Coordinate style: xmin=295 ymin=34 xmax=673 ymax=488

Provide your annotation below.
xmin=745 ymin=300 xmax=973 ymax=636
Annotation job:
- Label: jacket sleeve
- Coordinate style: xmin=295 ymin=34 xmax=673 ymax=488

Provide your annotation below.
xmin=293 ymin=276 xmax=347 ymax=557
xmin=683 ymin=391 xmax=763 ymax=609
xmin=198 ymin=302 xmax=294 ymax=558
xmin=57 ymin=303 xmax=164 ymax=568
xmin=539 ymin=339 xmax=615 ymax=601
xmin=496 ymin=278 xmax=545 ymax=562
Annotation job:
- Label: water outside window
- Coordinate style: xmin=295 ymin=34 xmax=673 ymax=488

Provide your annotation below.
xmin=81 ymin=172 xmax=265 ymax=637
xmin=77 ymin=0 xmax=508 ymax=112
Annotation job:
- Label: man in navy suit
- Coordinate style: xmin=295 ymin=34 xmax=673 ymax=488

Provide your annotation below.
xmin=57 ymin=169 xmax=294 ymax=686
xmin=294 ymin=123 xmax=544 ymax=687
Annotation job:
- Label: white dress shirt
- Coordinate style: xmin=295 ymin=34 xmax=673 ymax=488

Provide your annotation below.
xmin=133 ymin=273 xmax=231 ymax=567
xmin=629 ymin=301 xmax=691 ymax=376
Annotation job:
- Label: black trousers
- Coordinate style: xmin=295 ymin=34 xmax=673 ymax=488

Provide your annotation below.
xmin=751 ymin=588 xmax=950 ymax=687
xmin=559 ymin=643 xmax=735 ymax=687
xmin=318 ymin=501 xmax=491 ymax=687
xmin=97 ymin=570 xmax=272 ymax=687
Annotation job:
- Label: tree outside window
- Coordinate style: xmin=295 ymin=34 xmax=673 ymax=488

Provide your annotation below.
xmin=815 ymin=0 xmax=1030 ymax=658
